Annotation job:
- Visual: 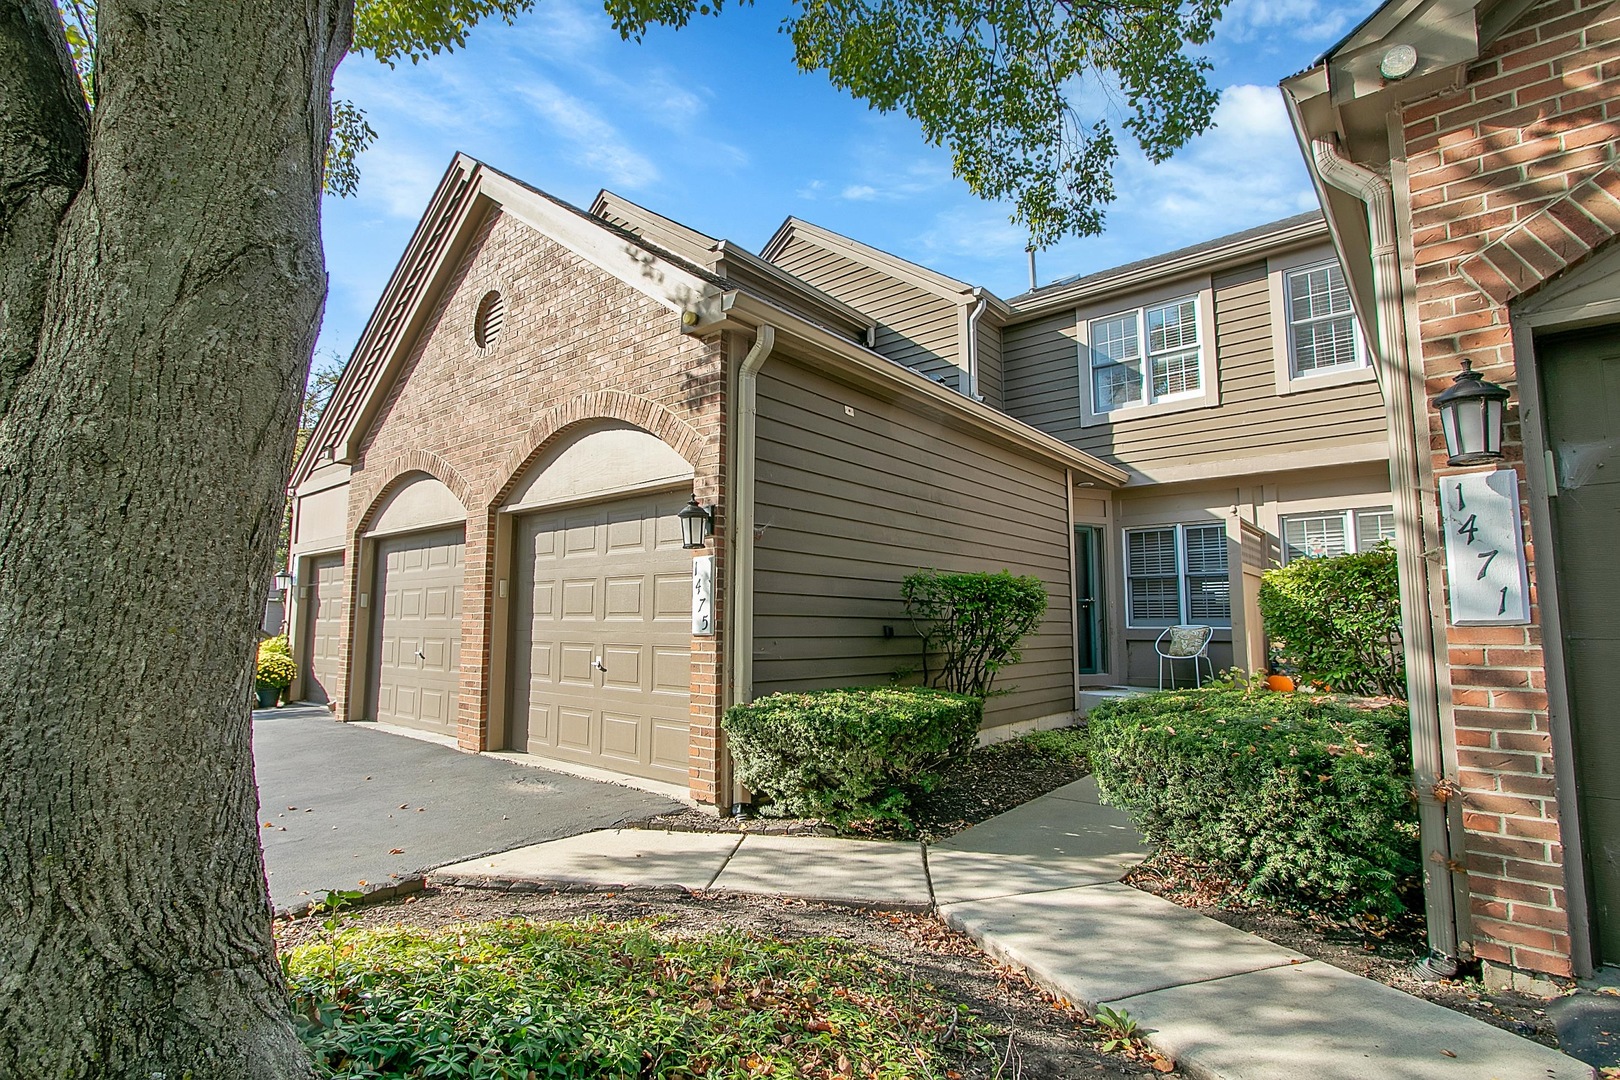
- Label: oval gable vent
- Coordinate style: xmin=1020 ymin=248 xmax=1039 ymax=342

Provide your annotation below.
xmin=474 ymin=290 xmax=505 ymax=350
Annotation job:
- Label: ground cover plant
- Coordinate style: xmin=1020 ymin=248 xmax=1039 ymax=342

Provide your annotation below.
xmin=282 ymin=916 xmax=997 ymax=1079
xmin=1089 ymin=682 xmax=1418 ymax=915
xmin=1259 ymin=545 xmax=1404 ymax=698
xmin=722 ymin=686 xmax=982 ymax=826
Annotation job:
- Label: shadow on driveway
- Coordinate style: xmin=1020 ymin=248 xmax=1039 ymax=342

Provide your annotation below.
xmin=252 ymin=704 xmax=681 ymax=910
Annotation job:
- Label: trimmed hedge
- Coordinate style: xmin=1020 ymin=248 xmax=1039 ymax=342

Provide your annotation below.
xmin=723 ymin=687 xmax=983 ymax=825
xmin=1089 ymin=685 xmax=1417 ymax=915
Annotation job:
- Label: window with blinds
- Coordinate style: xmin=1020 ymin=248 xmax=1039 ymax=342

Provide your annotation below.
xmin=1126 ymin=524 xmax=1230 ymax=627
xmin=1285 ymin=262 xmax=1361 ymax=376
xmin=1281 ymin=507 xmax=1396 ymax=562
xmin=1088 ymin=294 xmax=1203 ymax=414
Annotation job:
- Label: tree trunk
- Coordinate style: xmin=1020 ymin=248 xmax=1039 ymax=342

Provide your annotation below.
xmin=0 ymin=0 xmax=349 ymax=1075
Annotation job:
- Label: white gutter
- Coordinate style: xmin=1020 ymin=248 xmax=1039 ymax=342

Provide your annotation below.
xmin=726 ymin=325 xmax=776 ymax=808
xmin=965 ymin=290 xmax=989 ymax=400
xmin=1312 ymin=135 xmax=1462 ymax=974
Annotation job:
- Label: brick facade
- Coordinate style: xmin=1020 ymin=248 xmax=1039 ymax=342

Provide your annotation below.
xmin=332 ymin=209 xmax=730 ymax=803
xmin=1399 ymin=0 xmax=1620 ymax=978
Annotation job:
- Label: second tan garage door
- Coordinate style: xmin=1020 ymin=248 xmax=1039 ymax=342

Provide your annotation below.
xmin=509 ymin=491 xmax=691 ymax=785
xmin=303 ymin=552 xmax=346 ymax=705
xmin=370 ymin=527 xmax=465 ymax=734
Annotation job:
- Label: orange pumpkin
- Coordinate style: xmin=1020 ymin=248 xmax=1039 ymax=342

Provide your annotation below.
xmin=1266 ymin=674 xmax=1296 ymax=693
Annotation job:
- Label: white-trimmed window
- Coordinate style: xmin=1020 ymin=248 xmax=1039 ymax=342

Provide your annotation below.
xmin=1284 ymin=261 xmax=1362 ymax=377
xmin=1126 ymin=524 xmax=1230 ymax=628
xmin=1089 ymin=295 xmax=1203 ymax=414
xmin=1280 ymin=506 xmax=1396 ymax=562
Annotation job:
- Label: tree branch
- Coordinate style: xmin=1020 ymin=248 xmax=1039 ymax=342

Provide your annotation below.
xmin=0 ymin=0 xmax=90 ymax=415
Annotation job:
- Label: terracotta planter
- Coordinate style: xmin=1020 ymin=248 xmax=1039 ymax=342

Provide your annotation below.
xmin=1266 ymin=674 xmax=1297 ymax=693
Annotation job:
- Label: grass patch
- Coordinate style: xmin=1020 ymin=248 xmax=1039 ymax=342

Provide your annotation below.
xmin=283 ymin=917 xmax=995 ymax=1079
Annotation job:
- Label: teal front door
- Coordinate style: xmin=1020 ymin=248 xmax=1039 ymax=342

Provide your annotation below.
xmin=1075 ymin=526 xmax=1106 ymax=676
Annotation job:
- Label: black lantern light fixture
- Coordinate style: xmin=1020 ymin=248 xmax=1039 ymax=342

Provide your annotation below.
xmin=678 ymin=497 xmax=713 ymax=550
xmin=1433 ymin=359 xmax=1510 ymax=467
xmin=273 ymin=569 xmax=294 ymax=597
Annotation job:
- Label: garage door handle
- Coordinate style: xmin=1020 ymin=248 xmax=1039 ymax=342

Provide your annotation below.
xmin=592 ymin=656 xmax=606 ymax=672
xmin=415 ymin=650 xmax=426 ymax=661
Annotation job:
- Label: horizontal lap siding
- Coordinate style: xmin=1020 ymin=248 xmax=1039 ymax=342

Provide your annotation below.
xmin=1000 ymin=264 xmax=1387 ymax=472
xmin=976 ymin=320 xmax=1004 ymax=409
xmin=752 ymin=356 xmax=1074 ymax=728
xmin=771 ymin=237 xmax=963 ymax=389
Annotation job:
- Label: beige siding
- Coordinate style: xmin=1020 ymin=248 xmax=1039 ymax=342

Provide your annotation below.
xmin=752 ymin=355 xmax=1075 ymax=729
xmin=1001 ymin=261 xmax=1387 ymax=475
xmin=976 ymin=318 xmax=1004 ymax=410
xmin=770 ymin=236 xmax=963 ymax=389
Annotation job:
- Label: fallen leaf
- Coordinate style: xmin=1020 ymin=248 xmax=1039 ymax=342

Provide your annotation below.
xmin=1151 ymin=1058 xmax=1175 ymax=1072
xmin=399 ymin=804 xmax=409 ymax=810
xmin=262 ymin=822 xmax=274 ymax=829
xmin=389 ymin=848 xmax=405 ymax=855
xmin=1440 ymin=1049 xmax=1457 ymax=1058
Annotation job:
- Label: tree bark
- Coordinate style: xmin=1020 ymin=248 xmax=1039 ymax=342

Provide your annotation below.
xmin=0 ymin=0 xmax=349 ymax=1075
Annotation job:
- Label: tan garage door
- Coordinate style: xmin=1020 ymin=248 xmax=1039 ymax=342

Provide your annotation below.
xmin=303 ymin=552 xmax=346 ymax=705
xmin=509 ymin=491 xmax=691 ymax=785
xmin=370 ymin=527 xmax=465 ymax=734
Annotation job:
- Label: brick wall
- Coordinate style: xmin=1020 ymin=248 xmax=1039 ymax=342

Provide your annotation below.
xmin=1399 ymin=0 xmax=1620 ymax=978
xmin=333 ymin=209 xmax=730 ymax=803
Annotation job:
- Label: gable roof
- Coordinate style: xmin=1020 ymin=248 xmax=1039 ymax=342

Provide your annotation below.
xmin=293 ymin=155 xmax=734 ymax=489
xmin=761 ymin=216 xmax=1014 ymax=317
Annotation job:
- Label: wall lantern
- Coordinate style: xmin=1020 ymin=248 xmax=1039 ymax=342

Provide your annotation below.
xmin=1433 ymin=359 xmax=1510 ymax=467
xmin=273 ymin=570 xmax=294 ymax=597
xmin=678 ymin=497 xmax=713 ymax=550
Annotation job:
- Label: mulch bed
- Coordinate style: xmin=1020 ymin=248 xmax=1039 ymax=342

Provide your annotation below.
xmin=621 ymin=734 xmax=1091 ymax=843
xmin=1124 ymin=853 xmax=1562 ymax=1048
xmin=275 ymin=886 xmax=1179 ymax=1078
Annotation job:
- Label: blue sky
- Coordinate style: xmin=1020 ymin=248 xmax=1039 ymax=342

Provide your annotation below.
xmin=316 ymin=0 xmax=1378 ymax=364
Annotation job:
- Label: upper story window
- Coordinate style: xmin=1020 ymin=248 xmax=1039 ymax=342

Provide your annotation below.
xmin=1089 ymin=295 xmax=1203 ymax=414
xmin=1280 ymin=506 xmax=1396 ymax=562
xmin=1268 ymin=246 xmax=1376 ymax=395
xmin=1125 ymin=523 xmax=1230 ymax=628
xmin=1285 ymin=262 xmax=1361 ymax=377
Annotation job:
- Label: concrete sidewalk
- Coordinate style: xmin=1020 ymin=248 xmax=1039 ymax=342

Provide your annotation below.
xmin=432 ymin=778 xmax=1594 ymax=1080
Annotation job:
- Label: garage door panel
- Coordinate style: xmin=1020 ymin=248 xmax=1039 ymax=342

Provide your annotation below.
xmin=304 ymin=553 xmax=347 ymax=705
xmin=557 ymin=706 xmax=593 ymax=751
xmin=605 ymin=577 xmax=646 ymax=618
xmin=601 ymin=713 xmax=641 ymax=760
xmin=509 ymin=490 xmax=691 ymax=785
xmin=371 ymin=527 xmax=465 ymax=735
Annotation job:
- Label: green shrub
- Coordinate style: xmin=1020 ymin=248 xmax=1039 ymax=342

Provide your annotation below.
xmin=261 ymin=633 xmax=292 ymax=657
xmin=1259 ymin=545 xmax=1404 ymax=698
xmin=902 ymin=569 xmax=1048 ymax=697
xmin=723 ymin=687 xmax=983 ymax=824
xmin=256 ymin=639 xmax=296 ymax=690
xmin=283 ymin=918 xmax=992 ymax=1079
xmin=1089 ymin=685 xmax=1417 ymax=915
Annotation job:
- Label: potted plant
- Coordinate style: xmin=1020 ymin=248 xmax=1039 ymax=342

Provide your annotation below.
xmin=255 ymin=639 xmax=296 ymax=709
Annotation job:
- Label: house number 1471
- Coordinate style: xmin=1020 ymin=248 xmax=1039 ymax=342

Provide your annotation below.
xmin=1439 ymin=469 xmax=1530 ymax=626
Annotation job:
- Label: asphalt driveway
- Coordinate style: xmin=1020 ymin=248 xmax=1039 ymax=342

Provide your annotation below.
xmin=252 ymin=704 xmax=681 ymax=910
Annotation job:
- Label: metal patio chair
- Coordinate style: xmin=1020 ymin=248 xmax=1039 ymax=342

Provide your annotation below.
xmin=1156 ymin=624 xmax=1215 ymax=689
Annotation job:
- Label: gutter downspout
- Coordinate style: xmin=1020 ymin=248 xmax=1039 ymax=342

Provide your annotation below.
xmin=727 ymin=325 xmax=776 ymax=811
xmin=964 ymin=291 xmax=989 ymax=401
xmin=1313 ymin=136 xmax=1461 ymax=975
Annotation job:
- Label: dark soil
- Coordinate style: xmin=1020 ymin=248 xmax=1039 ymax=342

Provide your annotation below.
xmin=624 ymin=733 xmax=1092 ymax=843
xmin=275 ymin=885 xmax=1178 ymax=1078
xmin=1124 ymin=854 xmax=1561 ymax=1048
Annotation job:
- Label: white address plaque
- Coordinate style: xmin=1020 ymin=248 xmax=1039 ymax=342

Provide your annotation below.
xmin=692 ymin=555 xmax=715 ymax=637
xmin=1439 ymin=469 xmax=1531 ymax=626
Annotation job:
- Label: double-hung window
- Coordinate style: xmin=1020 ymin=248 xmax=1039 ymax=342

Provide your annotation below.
xmin=1284 ymin=262 xmax=1361 ymax=377
xmin=1280 ymin=506 xmax=1396 ymax=562
xmin=1125 ymin=524 xmax=1230 ymax=628
xmin=1089 ymin=295 xmax=1202 ymax=414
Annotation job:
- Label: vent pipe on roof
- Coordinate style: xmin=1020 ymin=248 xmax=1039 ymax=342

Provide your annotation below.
xmin=1025 ymin=245 xmax=1037 ymax=291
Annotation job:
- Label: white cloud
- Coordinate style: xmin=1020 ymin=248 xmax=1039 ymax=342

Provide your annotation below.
xmin=840 ymin=184 xmax=877 ymax=201
xmin=1219 ymin=0 xmax=1360 ymax=46
xmin=515 ymin=79 xmax=661 ymax=189
xmin=354 ymin=141 xmax=446 ymax=220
